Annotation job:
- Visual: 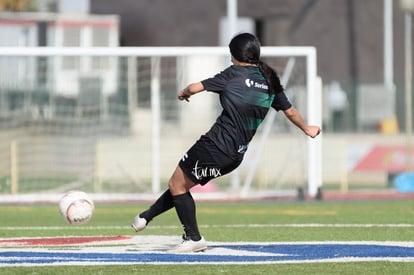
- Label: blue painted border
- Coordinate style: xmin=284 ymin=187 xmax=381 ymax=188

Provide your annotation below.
xmin=1 ymin=244 xmax=414 ymax=265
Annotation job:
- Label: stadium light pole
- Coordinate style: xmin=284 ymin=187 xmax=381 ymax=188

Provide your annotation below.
xmin=227 ymin=0 xmax=241 ymax=190
xmin=400 ymin=0 xmax=414 ymax=172
xmin=227 ymin=0 xmax=238 ymax=38
xmin=384 ymin=0 xmax=394 ymax=90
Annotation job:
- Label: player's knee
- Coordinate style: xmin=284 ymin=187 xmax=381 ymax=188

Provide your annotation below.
xmin=168 ymin=180 xmax=185 ymax=196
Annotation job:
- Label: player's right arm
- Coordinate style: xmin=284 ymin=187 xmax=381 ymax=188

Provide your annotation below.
xmin=178 ymin=82 xmax=205 ymax=102
xmin=283 ymin=106 xmax=321 ymax=138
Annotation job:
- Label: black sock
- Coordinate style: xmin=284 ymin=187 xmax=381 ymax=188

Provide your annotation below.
xmin=140 ymin=189 xmax=174 ymax=223
xmin=173 ymin=192 xmax=201 ymax=241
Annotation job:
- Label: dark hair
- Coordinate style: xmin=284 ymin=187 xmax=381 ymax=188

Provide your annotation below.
xmin=229 ymin=33 xmax=283 ymax=94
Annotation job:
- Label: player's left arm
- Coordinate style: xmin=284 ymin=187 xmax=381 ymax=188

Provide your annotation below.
xmin=283 ymin=106 xmax=321 ymax=138
xmin=178 ymin=82 xmax=205 ymax=102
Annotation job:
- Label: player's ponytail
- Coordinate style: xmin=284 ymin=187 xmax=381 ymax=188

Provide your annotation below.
xmin=257 ymin=60 xmax=283 ymax=94
xmin=229 ymin=33 xmax=283 ymax=95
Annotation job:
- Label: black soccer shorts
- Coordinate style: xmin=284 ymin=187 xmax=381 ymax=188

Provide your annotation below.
xmin=179 ymin=136 xmax=242 ymax=185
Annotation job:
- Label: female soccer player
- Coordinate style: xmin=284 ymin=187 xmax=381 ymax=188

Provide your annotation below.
xmin=132 ymin=33 xmax=321 ymax=253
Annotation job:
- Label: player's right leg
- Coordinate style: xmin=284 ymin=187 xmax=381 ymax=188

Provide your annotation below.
xmin=131 ymin=189 xmax=174 ymax=232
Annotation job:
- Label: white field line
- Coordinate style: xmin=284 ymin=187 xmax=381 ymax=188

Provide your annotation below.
xmin=1 ymin=223 xmax=414 ymax=230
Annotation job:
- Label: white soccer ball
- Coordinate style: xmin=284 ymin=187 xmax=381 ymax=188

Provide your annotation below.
xmin=59 ymin=191 xmax=94 ymax=225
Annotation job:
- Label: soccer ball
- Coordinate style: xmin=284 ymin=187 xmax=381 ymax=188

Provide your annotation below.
xmin=59 ymin=191 xmax=94 ymax=225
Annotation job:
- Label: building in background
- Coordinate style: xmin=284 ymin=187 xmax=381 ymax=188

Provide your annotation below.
xmin=89 ymin=0 xmax=410 ymax=133
xmin=0 ymin=7 xmax=119 ymax=119
xmin=0 ymin=0 xmax=410 ymax=133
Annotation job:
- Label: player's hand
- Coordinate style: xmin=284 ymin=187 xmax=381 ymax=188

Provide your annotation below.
xmin=305 ymin=125 xmax=321 ymax=138
xmin=178 ymin=89 xmax=190 ymax=102
xmin=178 ymin=83 xmax=204 ymax=102
xmin=178 ymin=95 xmax=190 ymax=102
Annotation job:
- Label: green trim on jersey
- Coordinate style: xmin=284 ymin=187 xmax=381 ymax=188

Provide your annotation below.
xmin=243 ymin=92 xmax=275 ymax=108
xmin=244 ymin=117 xmax=264 ymax=131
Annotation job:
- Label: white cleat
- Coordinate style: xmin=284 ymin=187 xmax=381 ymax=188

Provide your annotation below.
xmin=168 ymin=235 xmax=207 ymax=253
xmin=131 ymin=215 xmax=147 ymax=232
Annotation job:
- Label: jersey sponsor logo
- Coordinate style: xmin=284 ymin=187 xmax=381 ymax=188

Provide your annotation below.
xmin=238 ymin=145 xmax=248 ymax=154
xmin=245 ymin=78 xmax=268 ymax=90
xmin=245 ymin=78 xmax=255 ymax=87
xmin=192 ymin=160 xmax=222 ymax=180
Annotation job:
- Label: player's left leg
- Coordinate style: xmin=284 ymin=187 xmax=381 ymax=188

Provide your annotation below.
xmin=168 ymin=166 xmax=207 ymax=252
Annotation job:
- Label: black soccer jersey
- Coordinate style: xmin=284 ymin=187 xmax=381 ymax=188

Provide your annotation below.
xmin=201 ymin=65 xmax=292 ymax=160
